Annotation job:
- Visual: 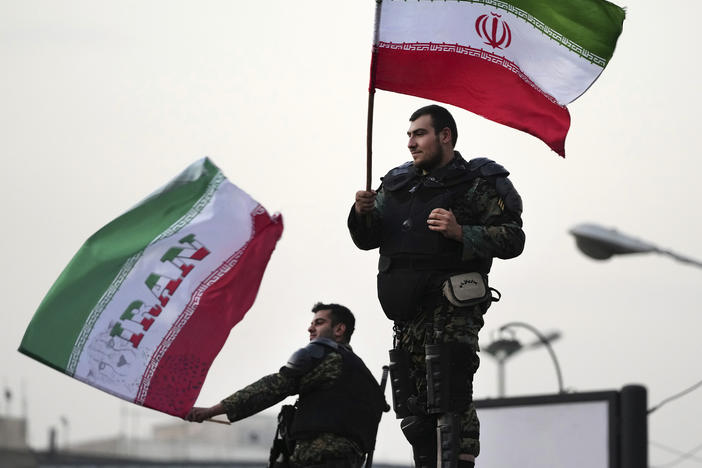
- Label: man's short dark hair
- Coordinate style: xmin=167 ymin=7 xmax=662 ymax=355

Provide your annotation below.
xmin=410 ymin=104 xmax=458 ymax=147
xmin=312 ymin=302 xmax=355 ymax=343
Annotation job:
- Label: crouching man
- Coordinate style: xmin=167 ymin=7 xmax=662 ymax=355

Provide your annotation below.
xmin=186 ymin=302 xmax=386 ymax=468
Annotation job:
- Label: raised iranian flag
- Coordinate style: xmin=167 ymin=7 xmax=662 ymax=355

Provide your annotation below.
xmin=372 ymin=0 xmax=625 ymax=156
xmin=19 ymin=158 xmax=283 ymax=417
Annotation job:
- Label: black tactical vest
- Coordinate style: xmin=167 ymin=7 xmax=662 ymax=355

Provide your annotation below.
xmin=290 ymin=343 xmax=385 ymax=452
xmin=379 ymin=153 xmax=500 ymax=273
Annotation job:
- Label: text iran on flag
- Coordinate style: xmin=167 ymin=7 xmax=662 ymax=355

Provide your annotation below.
xmin=372 ymin=0 xmax=625 ymax=156
xmin=19 ymin=158 xmax=283 ymax=417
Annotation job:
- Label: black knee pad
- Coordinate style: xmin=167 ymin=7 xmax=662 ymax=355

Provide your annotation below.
xmin=400 ymin=415 xmax=435 ymax=446
xmin=401 ymin=415 xmax=437 ymax=467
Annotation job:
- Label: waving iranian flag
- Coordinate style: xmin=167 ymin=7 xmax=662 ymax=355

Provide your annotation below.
xmin=19 ymin=158 xmax=283 ymax=417
xmin=371 ymin=0 xmax=625 ymax=156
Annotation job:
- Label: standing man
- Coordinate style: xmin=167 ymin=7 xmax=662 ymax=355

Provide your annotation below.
xmin=348 ymin=105 xmax=525 ymax=468
xmin=186 ymin=303 xmax=386 ymax=468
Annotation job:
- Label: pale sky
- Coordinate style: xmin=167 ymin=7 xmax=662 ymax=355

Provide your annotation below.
xmin=2 ymin=1 xmax=701 ymax=466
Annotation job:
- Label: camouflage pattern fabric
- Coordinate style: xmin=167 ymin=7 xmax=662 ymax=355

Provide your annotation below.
xmin=294 ymin=433 xmax=365 ymax=467
xmin=397 ymin=298 xmax=489 ymax=457
xmin=222 ymin=352 xmax=365 ymax=466
xmin=452 ymin=176 xmax=524 ymax=261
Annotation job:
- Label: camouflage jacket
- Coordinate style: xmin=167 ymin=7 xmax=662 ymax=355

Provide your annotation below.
xmin=221 ymin=347 xmax=364 ymax=465
xmin=348 ymin=152 xmax=525 ymax=265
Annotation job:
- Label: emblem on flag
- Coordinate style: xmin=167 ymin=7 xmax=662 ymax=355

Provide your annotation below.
xmin=475 ymin=12 xmax=512 ymax=50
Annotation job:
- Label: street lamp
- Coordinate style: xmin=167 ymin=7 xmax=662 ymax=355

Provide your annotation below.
xmin=569 ymin=223 xmax=702 ymax=268
xmin=60 ymin=415 xmax=69 ymax=450
xmin=483 ymin=324 xmax=563 ymax=397
xmin=483 ymin=337 xmax=521 ymax=398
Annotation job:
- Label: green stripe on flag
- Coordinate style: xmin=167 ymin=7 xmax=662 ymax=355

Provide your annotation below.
xmin=19 ymin=158 xmax=221 ymax=372
xmin=465 ymin=0 xmax=625 ymax=63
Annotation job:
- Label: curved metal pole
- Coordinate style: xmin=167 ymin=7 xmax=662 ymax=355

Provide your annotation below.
xmin=499 ymin=321 xmax=565 ymax=394
xmin=658 ymin=248 xmax=702 ymax=269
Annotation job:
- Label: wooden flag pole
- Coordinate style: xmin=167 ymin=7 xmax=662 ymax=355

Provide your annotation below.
xmin=205 ymin=418 xmax=231 ymax=425
xmin=366 ymin=0 xmax=382 ymax=191
xmin=366 ymin=89 xmax=376 ymax=192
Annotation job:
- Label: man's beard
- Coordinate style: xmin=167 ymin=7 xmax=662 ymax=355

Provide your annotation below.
xmin=415 ymin=147 xmax=443 ymax=172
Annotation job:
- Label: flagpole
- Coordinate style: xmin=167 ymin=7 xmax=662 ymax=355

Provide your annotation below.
xmin=366 ymin=0 xmax=382 ymax=191
xmin=366 ymin=90 xmax=375 ymax=192
xmin=205 ymin=418 xmax=231 ymax=425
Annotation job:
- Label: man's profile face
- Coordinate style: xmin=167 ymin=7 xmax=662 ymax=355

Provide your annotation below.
xmin=308 ymin=309 xmax=342 ymax=342
xmin=407 ymin=114 xmax=443 ymax=171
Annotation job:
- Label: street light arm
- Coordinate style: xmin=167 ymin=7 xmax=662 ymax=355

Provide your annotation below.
xmin=658 ymin=248 xmax=702 ymax=269
xmin=570 ymin=223 xmax=702 ymax=269
xmin=499 ymin=321 xmax=565 ymax=394
xmin=524 ymin=331 xmax=561 ymax=349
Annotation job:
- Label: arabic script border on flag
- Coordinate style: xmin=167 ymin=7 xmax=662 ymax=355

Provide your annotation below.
xmin=378 ymin=41 xmax=561 ymax=106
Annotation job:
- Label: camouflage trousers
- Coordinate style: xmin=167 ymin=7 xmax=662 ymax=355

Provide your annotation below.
xmin=396 ymin=296 xmax=488 ymax=457
xmin=290 ymin=433 xmax=365 ymax=467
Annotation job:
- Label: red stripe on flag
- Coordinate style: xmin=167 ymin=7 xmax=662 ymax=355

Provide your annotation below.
xmin=374 ymin=46 xmax=570 ymax=157
xmin=139 ymin=210 xmax=284 ymax=417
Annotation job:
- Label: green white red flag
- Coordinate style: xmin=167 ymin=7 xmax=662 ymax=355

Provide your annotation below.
xmin=19 ymin=158 xmax=283 ymax=417
xmin=371 ymin=0 xmax=626 ymax=156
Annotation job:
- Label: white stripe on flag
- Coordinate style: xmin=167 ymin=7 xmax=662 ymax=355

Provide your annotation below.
xmin=379 ymin=0 xmax=604 ymax=104
xmin=73 ymin=181 xmax=259 ymax=401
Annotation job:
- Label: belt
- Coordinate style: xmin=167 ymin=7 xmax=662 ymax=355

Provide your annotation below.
xmin=298 ymin=455 xmax=365 ymax=468
xmin=379 ymin=255 xmax=479 ymax=272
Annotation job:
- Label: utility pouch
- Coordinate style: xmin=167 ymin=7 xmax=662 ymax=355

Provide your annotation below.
xmin=388 ymin=348 xmax=413 ymax=418
xmin=268 ymin=405 xmax=296 ymax=468
xmin=377 ymin=259 xmax=431 ymax=321
xmin=441 ymin=272 xmax=491 ymax=307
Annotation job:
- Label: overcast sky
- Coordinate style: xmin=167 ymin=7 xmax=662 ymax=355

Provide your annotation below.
xmin=2 ymin=1 xmax=701 ymax=466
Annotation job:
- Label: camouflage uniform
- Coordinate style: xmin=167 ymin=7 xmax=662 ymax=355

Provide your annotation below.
xmin=222 ymin=349 xmax=365 ymax=467
xmin=348 ymin=152 xmax=524 ymax=460
xmin=396 ymin=299 xmax=487 ymax=456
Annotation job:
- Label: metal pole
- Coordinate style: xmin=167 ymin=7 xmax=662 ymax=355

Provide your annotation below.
xmin=497 ymin=353 xmax=506 ymax=398
xmin=500 ymin=322 xmax=565 ymax=393
xmin=659 ymin=248 xmax=702 ymax=269
xmin=620 ymin=385 xmax=648 ymax=468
